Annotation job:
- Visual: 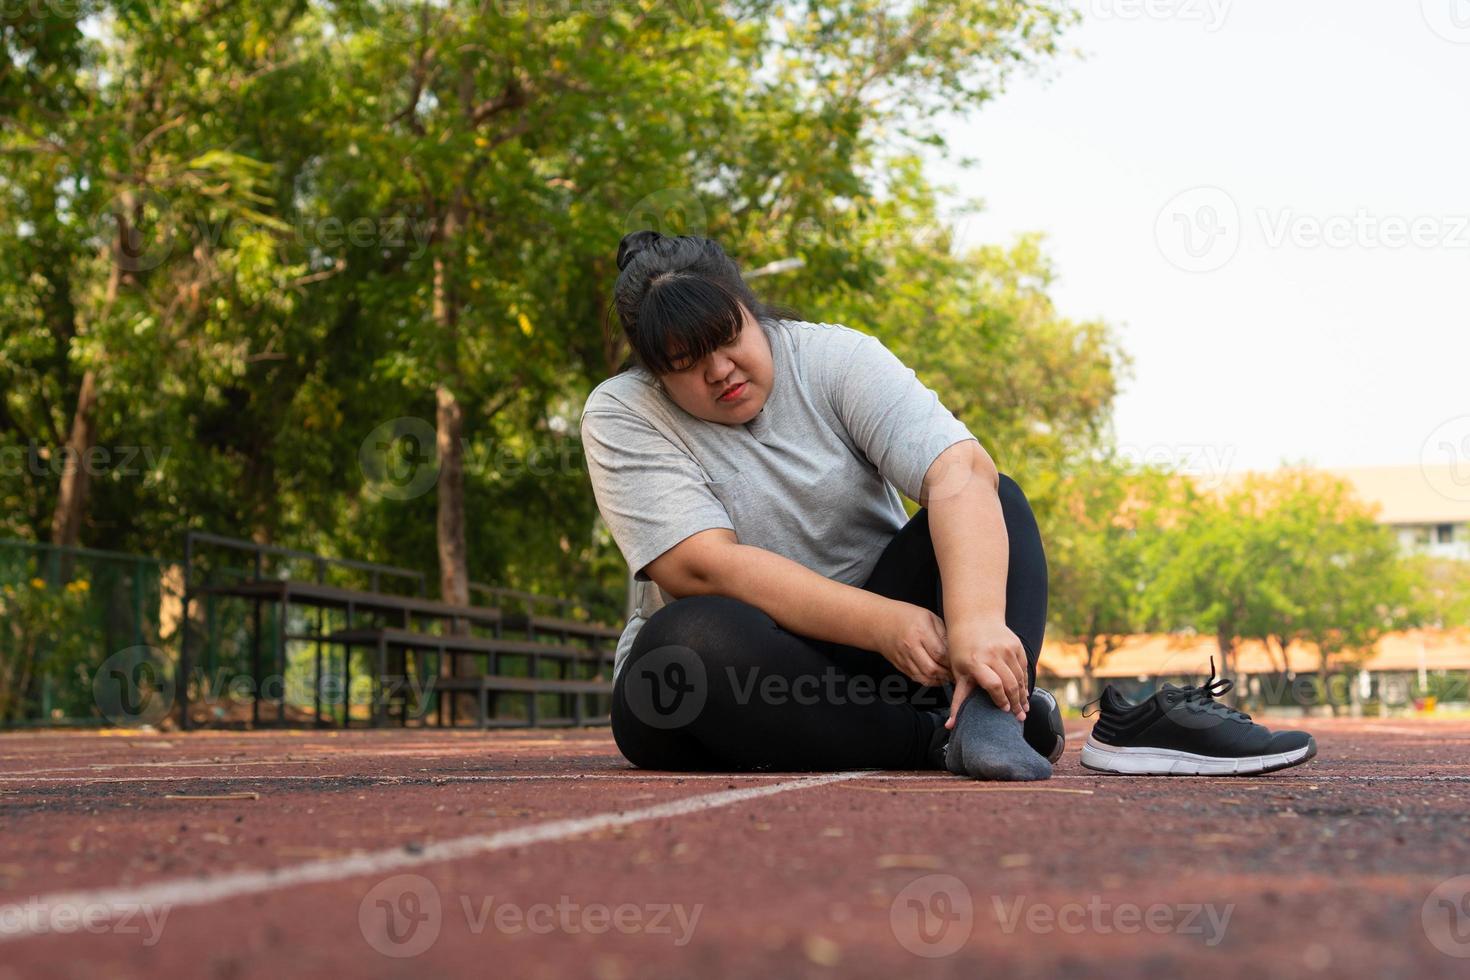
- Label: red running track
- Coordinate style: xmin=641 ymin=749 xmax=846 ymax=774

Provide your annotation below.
xmin=2 ymin=718 xmax=1470 ymax=979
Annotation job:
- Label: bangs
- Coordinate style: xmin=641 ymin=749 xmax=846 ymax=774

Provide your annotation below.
xmin=634 ymin=274 xmax=747 ymax=374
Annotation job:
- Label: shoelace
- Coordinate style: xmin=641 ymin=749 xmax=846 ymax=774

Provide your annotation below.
xmin=1079 ymin=656 xmax=1252 ymax=721
xmin=1172 ymin=656 xmax=1252 ymax=723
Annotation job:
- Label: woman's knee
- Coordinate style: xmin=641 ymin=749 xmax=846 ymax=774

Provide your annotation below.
xmin=996 ymin=472 xmax=1033 ymax=517
xmin=617 ymin=595 xmax=775 ymax=750
xmin=610 ymin=688 xmax=712 ymax=771
xmin=632 ymin=595 xmax=770 ymax=657
xmin=626 ymin=595 xmax=779 ymax=686
xmin=997 ymin=473 xmax=1046 ymax=546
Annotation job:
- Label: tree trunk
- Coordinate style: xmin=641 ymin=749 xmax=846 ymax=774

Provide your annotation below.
xmin=1278 ymin=634 xmax=1295 ymax=679
xmin=50 ymin=368 xmax=99 ymax=554
xmin=432 ymin=198 xmax=469 ymax=608
xmin=1319 ymin=652 xmax=1340 ymax=717
xmin=50 ymin=189 xmax=127 ymax=563
xmin=1082 ymin=635 xmax=1098 ymax=705
xmin=1215 ymin=625 xmax=1237 ymax=704
xmin=435 ymin=383 xmax=469 ymax=607
xmin=431 ymin=199 xmax=475 ymax=721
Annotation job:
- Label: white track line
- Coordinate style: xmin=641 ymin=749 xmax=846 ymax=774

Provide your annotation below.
xmin=0 ymin=770 xmax=867 ymax=944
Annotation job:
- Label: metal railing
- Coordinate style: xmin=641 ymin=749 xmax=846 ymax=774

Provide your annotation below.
xmin=1 ymin=533 xmax=621 ymax=729
xmin=183 ymin=531 xmax=426 ymax=596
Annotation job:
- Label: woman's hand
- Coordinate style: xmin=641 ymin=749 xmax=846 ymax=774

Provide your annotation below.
xmin=875 ymin=599 xmax=952 ymax=687
xmin=944 ymin=616 xmax=1029 ymax=730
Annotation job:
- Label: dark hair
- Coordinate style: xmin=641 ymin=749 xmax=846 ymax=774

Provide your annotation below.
xmin=610 ymin=231 xmax=802 ymax=376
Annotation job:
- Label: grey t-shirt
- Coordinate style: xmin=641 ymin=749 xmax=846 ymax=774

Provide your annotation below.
xmin=579 ymin=317 xmax=979 ymax=679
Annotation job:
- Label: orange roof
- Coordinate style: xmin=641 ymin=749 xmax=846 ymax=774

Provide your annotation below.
xmin=1324 ymin=465 xmax=1470 ymax=525
xmin=1039 ymin=628 xmax=1470 ymax=679
xmin=1207 ymin=465 xmax=1470 ymax=525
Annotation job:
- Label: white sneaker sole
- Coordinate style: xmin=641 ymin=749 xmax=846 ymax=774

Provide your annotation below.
xmin=1079 ymin=735 xmax=1317 ymax=775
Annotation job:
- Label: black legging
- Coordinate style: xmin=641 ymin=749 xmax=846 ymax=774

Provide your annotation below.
xmin=610 ymin=472 xmax=1048 ymax=771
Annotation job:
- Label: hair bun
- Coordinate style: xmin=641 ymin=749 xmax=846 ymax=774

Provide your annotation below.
xmin=616 ymin=229 xmax=663 ymax=272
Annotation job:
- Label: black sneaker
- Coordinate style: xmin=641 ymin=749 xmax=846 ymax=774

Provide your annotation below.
xmin=1079 ymin=660 xmax=1317 ymax=775
xmin=1024 ymin=687 xmax=1066 ymax=764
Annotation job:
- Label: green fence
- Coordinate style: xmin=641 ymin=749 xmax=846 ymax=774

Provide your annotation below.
xmin=1 ymin=537 xmax=618 ymax=729
xmin=0 ymin=539 xmax=182 ymax=727
xmin=0 ymin=539 xmax=319 ymax=729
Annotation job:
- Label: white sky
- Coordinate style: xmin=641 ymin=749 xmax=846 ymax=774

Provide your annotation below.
xmin=923 ymin=0 xmax=1470 ymax=478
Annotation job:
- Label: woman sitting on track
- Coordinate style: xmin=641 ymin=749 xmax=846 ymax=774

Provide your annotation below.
xmin=579 ymin=230 xmax=1063 ymax=780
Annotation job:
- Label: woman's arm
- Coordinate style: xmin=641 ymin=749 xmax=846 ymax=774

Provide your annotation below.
xmin=647 ymin=530 xmax=951 ymax=685
xmin=921 ymin=440 xmax=1031 ymax=727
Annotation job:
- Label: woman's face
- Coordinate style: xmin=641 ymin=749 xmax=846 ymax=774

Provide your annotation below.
xmin=657 ymin=305 xmax=773 ymax=424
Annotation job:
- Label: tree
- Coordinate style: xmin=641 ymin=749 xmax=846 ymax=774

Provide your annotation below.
xmin=1271 ymin=471 xmax=1414 ymax=714
xmin=1045 ymin=457 xmax=1184 ymax=701
xmin=805 ymin=174 xmax=1130 ymax=525
xmin=1404 ymin=553 xmax=1470 ymax=631
xmin=1144 ymin=466 xmax=1416 ymax=713
xmin=3 ymin=0 xmax=1087 ymax=608
xmin=1 ymin=1 xmax=319 ymax=558
xmin=1138 ymin=477 xmax=1258 ymax=688
xmin=318 ymin=0 xmax=1077 ymax=604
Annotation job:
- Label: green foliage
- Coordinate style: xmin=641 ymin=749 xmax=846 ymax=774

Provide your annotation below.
xmin=1257 ymin=470 xmax=1414 ymax=676
xmin=2 ymin=0 xmax=1087 ymax=619
xmin=1404 ymin=555 xmax=1470 ymax=630
xmin=1 ymin=5 xmax=1455 ymax=729
xmin=1044 ymin=456 xmax=1183 ymax=695
xmin=0 ymin=540 xmax=181 ymax=724
xmin=805 ymin=171 xmax=1131 ymax=523
xmin=0 ymin=577 xmax=93 ymax=722
xmin=1135 ymin=467 xmax=1417 ymax=709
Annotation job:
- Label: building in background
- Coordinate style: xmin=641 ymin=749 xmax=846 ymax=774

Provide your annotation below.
xmin=1038 ymin=463 xmax=1470 ymax=714
xmin=1041 ymin=628 xmax=1470 ymax=716
xmin=1324 ymin=464 xmax=1470 ymax=561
